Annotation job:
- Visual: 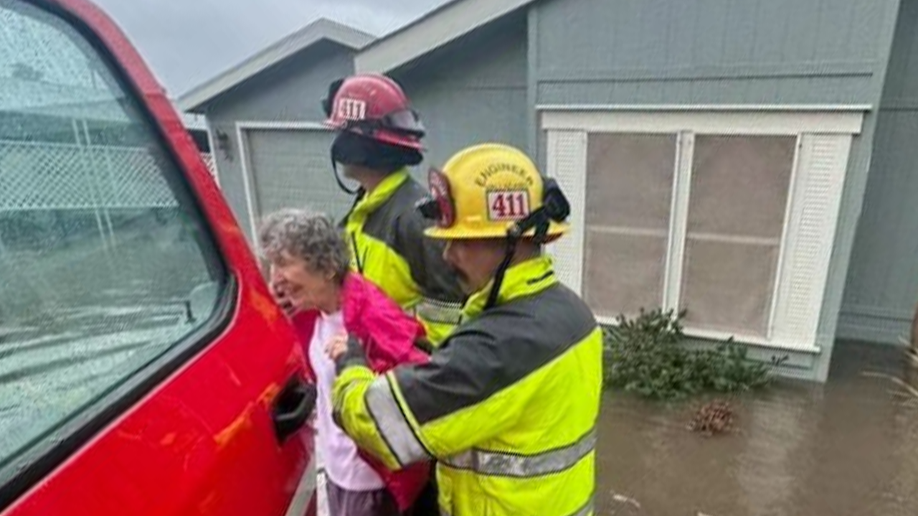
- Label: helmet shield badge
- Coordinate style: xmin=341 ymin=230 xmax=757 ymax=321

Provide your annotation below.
xmin=419 ymin=168 xmax=455 ymax=229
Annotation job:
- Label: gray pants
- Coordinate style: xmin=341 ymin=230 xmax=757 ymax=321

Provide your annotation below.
xmin=326 ymin=478 xmax=400 ymax=516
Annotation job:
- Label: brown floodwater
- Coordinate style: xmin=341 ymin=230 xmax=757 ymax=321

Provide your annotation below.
xmin=594 ymin=340 xmax=918 ymax=516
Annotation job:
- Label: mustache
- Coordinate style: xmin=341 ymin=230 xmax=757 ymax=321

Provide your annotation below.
xmin=449 ymin=265 xmax=467 ymax=283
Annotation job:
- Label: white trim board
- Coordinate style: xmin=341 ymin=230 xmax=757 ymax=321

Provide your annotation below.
xmin=179 ymin=19 xmax=375 ymax=112
xmin=596 ymin=315 xmax=822 ymax=354
xmin=536 ymin=104 xmax=873 ymax=112
xmin=545 ymin=108 xmax=861 ymax=352
xmin=354 ymin=0 xmax=536 ymax=73
xmin=541 ymin=108 xmax=867 ymax=135
xmin=545 ymin=130 xmax=587 ymax=293
xmin=237 ymin=121 xmax=330 ymax=131
xmin=769 ymin=134 xmax=851 ymax=349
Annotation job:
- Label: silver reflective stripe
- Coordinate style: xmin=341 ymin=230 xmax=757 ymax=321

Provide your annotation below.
xmin=438 ymin=497 xmax=593 ymax=516
xmin=571 ymin=497 xmax=594 ymax=516
xmin=441 ymin=428 xmax=596 ymax=478
xmin=364 ymin=375 xmax=430 ymax=466
xmin=412 ymin=298 xmax=463 ymax=325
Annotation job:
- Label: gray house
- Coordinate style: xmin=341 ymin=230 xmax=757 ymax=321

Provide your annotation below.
xmin=180 ymin=0 xmax=918 ymax=383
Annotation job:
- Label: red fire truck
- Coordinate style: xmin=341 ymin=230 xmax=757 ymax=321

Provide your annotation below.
xmin=0 ymin=0 xmax=316 ymax=514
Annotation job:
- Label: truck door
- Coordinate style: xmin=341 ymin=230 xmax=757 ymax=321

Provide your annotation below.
xmin=0 ymin=0 xmax=315 ymax=514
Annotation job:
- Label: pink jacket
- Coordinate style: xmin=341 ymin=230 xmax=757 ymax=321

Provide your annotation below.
xmin=291 ymin=273 xmax=431 ymax=511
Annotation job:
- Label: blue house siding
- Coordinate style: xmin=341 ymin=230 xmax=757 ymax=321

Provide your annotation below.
xmin=527 ymin=0 xmax=892 ymax=173
xmin=840 ymin=0 xmax=918 ymax=345
xmin=529 ymin=0 xmax=902 ymax=381
xmin=533 ymin=0 xmax=885 ymax=107
xmin=200 ymin=42 xmax=356 ymax=242
xmin=391 ymin=12 xmax=529 ymax=173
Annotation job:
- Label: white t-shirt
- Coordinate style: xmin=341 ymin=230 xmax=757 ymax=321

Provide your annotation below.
xmin=309 ymin=310 xmax=385 ymax=492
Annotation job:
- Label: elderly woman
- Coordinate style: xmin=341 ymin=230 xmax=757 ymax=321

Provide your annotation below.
xmin=258 ymin=208 xmax=431 ymax=516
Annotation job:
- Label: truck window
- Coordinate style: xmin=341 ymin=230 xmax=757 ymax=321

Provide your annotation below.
xmin=0 ymin=0 xmax=226 ymax=480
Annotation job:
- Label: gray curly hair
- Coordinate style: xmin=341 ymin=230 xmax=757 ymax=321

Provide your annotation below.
xmin=257 ymin=208 xmax=351 ymax=283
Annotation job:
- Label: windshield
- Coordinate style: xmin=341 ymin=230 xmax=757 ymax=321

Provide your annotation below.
xmin=0 ymin=0 xmax=226 ymax=472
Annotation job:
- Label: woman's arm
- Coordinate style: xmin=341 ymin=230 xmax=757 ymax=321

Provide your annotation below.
xmin=342 ymin=273 xmax=430 ymax=370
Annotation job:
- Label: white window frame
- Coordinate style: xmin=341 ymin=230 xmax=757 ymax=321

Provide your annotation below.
xmin=540 ymin=106 xmax=867 ymax=352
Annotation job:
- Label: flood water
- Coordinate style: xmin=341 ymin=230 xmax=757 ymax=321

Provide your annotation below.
xmin=595 ymin=341 xmax=918 ymax=516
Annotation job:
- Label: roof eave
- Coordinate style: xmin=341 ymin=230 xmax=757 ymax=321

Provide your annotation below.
xmin=178 ymin=19 xmax=375 ymax=113
xmin=354 ymin=0 xmax=536 ymax=74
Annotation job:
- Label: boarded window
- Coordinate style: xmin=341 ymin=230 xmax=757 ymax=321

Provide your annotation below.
xmin=583 ymin=133 xmax=676 ymax=319
xmin=680 ymin=135 xmax=795 ymax=336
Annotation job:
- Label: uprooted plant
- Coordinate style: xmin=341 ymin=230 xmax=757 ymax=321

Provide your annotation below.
xmin=602 ymin=308 xmax=783 ymax=401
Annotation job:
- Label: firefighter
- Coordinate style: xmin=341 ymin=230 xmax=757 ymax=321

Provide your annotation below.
xmin=321 ymin=73 xmax=464 ymax=347
xmin=327 ymin=143 xmax=603 ymax=516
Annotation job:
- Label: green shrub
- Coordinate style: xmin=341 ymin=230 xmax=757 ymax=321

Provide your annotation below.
xmin=603 ymin=308 xmax=780 ymax=400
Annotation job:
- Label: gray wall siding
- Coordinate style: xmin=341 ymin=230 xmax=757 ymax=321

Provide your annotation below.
xmin=534 ymin=0 xmax=886 ymax=106
xmin=392 ymin=14 xmax=528 ymax=173
xmin=203 ymin=43 xmax=354 ymax=243
xmin=840 ymin=0 xmax=918 ymax=345
xmin=814 ymin=0 xmax=905 ymax=380
xmin=206 ymin=42 xmax=353 ymax=122
xmin=532 ymin=0 xmax=903 ymax=381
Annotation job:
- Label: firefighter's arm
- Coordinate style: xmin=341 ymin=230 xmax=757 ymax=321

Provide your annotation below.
xmin=332 ymin=330 xmax=532 ymax=468
xmin=331 ymin=367 xmax=405 ymax=470
xmin=329 ymin=335 xmax=405 ymax=470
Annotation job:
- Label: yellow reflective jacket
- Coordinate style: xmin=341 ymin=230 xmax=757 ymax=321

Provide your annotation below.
xmin=332 ymin=256 xmax=603 ymax=516
xmin=341 ymin=169 xmax=464 ymax=345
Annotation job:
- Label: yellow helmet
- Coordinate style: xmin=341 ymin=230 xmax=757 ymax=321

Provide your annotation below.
xmin=420 ymin=143 xmax=570 ymax=240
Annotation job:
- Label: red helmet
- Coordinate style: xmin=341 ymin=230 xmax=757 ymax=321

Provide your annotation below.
xmin=322 ymin=73 xmax=425 ymax=151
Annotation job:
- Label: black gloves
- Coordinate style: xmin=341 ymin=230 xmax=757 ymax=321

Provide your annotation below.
xmin=334 ymin=333 xmax=368 ymax=374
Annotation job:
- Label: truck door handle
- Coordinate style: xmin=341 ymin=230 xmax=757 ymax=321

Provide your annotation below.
xmin=272 ymin=376 xmax=316 ymax=443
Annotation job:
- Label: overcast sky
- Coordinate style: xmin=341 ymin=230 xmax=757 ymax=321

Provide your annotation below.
xmin=91 ymin=0 xmax=447 ymax=98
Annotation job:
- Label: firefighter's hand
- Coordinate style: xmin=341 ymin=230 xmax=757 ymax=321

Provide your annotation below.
xmin=328 ymin=332 xmax=368 ymax=374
